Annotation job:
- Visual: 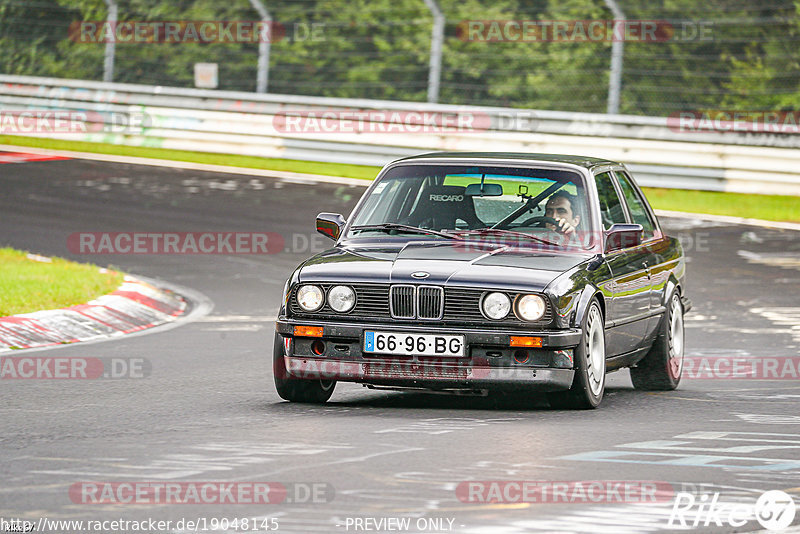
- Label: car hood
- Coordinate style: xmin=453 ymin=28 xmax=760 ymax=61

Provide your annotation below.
xmin=298 ymin=241 xmax=592 ymax=292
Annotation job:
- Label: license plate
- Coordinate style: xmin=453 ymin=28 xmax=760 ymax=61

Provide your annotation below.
xmin=364 ymin=331 xmax=465 ymax=357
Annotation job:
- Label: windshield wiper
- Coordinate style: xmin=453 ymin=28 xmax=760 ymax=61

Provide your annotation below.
xmin=350 ymin=223 xmax=462 ymax=240
xmin=456 ymin=228 xmax=561 ymax=247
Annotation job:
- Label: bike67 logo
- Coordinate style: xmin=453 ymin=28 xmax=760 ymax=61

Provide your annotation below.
xmin=669 ymin=490 xmax=796 ymax=531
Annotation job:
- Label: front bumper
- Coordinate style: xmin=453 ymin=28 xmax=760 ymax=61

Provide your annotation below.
xmin=284 ymin=356 xmax=574 ymax=390
xmin=275 ymin=318 xmax=582 ymax=348
xmin=275 ymin=318 xmax=580 ymax=391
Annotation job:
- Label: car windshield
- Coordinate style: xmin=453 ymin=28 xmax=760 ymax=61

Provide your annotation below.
xmin=348 ymin=164 xmax=596 ymax=249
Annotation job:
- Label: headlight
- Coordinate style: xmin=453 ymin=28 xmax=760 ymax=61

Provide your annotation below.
xmin=328 ymin=285 xmax=356 ymax=312
xmin=482 ymin=292 xmax=511 ymax=320
xmin=516 ymin=294 xmax=546 ymax=321
xmin=296 ymin=285 xmax=324 ymax=311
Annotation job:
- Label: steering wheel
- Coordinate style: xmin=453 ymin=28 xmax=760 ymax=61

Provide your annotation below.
xmin=517 ymin=215 xmax=560 ymax=228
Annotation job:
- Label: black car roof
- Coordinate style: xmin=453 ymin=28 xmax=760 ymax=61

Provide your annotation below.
xmin=394 ymin=152 xmax=621 ymax=170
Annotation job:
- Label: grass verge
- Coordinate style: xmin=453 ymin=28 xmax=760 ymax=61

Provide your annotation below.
xmin=0 ymin=248 xmax=123 ymax=316
xmin=1 ymin=135 xmax=799 ymax=222
xmin=641 ymin=187 xmax=800 ymax=223
xmin=0 ymin=135 xmax=378 ymax=180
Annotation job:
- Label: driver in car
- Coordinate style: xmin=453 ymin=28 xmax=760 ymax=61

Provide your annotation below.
xmin=544 ymin=191 xmax=581 ymax=237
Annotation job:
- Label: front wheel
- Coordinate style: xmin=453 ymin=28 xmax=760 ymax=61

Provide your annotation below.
xmin=630 ymin=292 xmax=684 ymax=391
xmin=273 ymin=333 xmax=336 ymax=403
xmin=547 ymin=300 xmax=606 ymax=409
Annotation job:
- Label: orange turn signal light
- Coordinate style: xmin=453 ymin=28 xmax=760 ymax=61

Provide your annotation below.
xmin=294 ymin=325 xmax=324 ymax=338
xmin=510 ymin=336 xmax=543 ymax=348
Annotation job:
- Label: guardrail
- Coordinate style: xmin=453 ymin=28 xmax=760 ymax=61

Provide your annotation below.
xmin=1 ymin=75 xmax=800 ymax=195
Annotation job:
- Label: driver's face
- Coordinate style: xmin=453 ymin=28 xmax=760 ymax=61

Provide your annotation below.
xmin=545 ymin=197 xmax=579 ymax=227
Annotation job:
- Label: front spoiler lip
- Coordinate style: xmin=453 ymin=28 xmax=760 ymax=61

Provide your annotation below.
xmin=275 ymin=318 xmax=582 ymax=348
xmin=283 ymin=355 xmax=575 ymax=391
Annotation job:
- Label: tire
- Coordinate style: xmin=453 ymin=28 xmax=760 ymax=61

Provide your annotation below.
xmin=630 ymin=292 xmax=684 ymax=391
xmin=273 ymin=333 xmax=336 ymax=403
xmin=547 ymin=300 xmax=606 ymax=409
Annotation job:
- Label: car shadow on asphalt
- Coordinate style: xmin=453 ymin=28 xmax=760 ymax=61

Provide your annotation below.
xmin=267 ymin=386 xmax=641 ymax=413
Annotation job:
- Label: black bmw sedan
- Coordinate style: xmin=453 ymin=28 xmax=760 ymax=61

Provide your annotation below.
xmin=273 ymin=152 xmax=691 ymax=409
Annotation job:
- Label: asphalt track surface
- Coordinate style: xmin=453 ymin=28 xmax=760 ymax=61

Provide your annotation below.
xmin=1 ymin=155 xmax=800 ymax=534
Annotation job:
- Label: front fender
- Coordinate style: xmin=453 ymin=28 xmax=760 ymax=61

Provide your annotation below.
xmin=572 ymin=284 xmax=604 ymax=329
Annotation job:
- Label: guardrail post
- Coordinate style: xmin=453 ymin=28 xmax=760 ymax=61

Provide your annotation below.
xmin=103 ymin=0 xmax=117 ymax=82
xmin=422 ymin=0 xmax=444 ymax=103
xmin=248 ymin=0 xmax=272 ymax=93
xmin=603 ymin=0 xmax=625 ymax=114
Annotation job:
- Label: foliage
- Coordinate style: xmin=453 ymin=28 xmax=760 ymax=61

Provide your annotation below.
xmin=1 ymin=0 xmax=799 ymax=115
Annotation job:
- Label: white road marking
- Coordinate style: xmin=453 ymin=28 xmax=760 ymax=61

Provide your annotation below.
xmin=727 ymin=393 xmax=800 ymax=401
xmin=393 ymin=460 xmax=560 ymax=486
xmin=29 ymin=442 xmax=349 ymax=479
xmin=560 ymin=432 xmax=800 ymax=472
xmin=374 ymin=417 xmax=521 ymax=435
xmin=684 ymin=314 xmax=717 ymax=322
xmin=201 ymin=325 xmax=265 ymax=332
xmin=196 ymin=315 xmax=277 ymax=322
xmin=735 ymin=414 xmax=800 ymax=425
xmin=739 ymin=250 xmax=800 ymax=271
xmin=232 ymin=445 xmax=427 ymax=482
xmin=751 ymin=307 xmax=800 ymax=343
xmin=195 ymin=315 xmax=276 ymax=331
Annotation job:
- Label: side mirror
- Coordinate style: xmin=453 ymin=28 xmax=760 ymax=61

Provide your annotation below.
xmin=316 ymin=212 xmax=346 ymax=240
xmin=605 ymin=223 xmax=643 ymax=252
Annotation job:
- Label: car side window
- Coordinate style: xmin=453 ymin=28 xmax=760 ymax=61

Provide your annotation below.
xmin=594 ymin=171 xmax=627 ymax=230
xmin=614 ymin=171 xmax=657 ymax=240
